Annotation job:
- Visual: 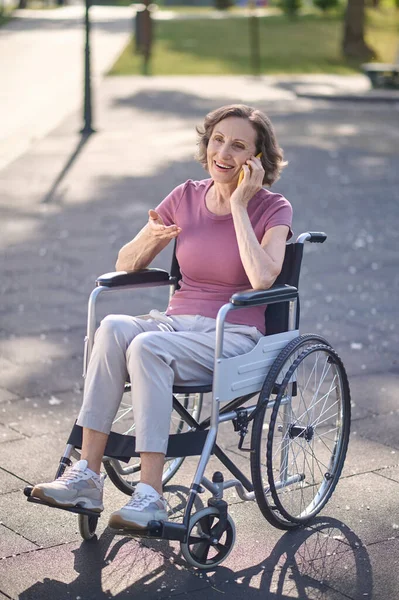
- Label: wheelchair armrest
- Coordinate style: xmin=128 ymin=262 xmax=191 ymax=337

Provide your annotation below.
xmin=230 ymin=284 xmax=298 ymax=307
xmin=96 ymin=269 xmax=173 ymax=288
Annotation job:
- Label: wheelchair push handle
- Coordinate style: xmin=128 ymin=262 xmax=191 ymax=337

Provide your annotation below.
xmin=296 ymin=232 xmax=327 ymax=244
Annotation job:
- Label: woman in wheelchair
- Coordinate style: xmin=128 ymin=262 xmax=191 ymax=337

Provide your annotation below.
xmin=31 ymin=104 xmax=293 ymax=531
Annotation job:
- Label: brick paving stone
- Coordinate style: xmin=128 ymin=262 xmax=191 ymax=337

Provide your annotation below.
xmin=0 ymin=490 xmax=81 ymax=549
xmin=0 ymin=424 xmax=25 ymax=444
xmin=354 ymin=413 xmax=399 ymax=451
xmin=0 ymin=467 xmax=29 ymax=495
xmin=0 ymin=524 xmax=39 ymax=559
xmin=0 ymin=389 xmax=21 ymax=405
xmin=0 ymin=433 xmax=72 ymax=484
xmin=314 ymin=472 xmax=399 ymax=546
xmin=1 ymin=392 xmax=82 ymax=438
xmin=374 ymin=464 xmax=399 ymax=484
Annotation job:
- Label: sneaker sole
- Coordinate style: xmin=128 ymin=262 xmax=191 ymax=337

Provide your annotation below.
xmin=31 ymin=487 xmax=103 ymax=513
xmin=108 ymin=513 xmax=162 ymax=531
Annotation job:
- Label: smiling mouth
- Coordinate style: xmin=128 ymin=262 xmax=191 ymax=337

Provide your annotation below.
xmin=214 ymin=161 xmax=234 ymax=170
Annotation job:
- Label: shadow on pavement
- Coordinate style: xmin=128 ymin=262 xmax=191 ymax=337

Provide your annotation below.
xmin=114 ymin=89 xmax=213 ymax=119
xmin=17 ymin=516 xmax=372 ymax=599
xmin=42 ymin=132 xmax=95 ymax=205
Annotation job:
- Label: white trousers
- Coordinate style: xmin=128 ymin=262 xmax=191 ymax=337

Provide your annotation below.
xmin=77 ymin=311 xmax=262 ymax=454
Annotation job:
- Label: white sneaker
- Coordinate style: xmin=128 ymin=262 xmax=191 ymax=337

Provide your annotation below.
xmin=31 ymin=460 xmax=104 ymax=512
xmin=108 ymin=482 xmax=168 ymax=530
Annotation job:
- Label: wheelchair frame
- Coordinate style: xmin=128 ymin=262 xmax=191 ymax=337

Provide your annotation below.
xmin=25 ymin=231 xmax=351 ymax=569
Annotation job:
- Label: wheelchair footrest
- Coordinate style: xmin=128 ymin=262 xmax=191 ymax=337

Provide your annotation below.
xmin=25 ymin=489 xmax=101 ymax=518
xmin=110 ymin=520 xmax=186 ymax=542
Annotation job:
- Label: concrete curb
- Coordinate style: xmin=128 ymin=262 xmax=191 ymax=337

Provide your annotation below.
xmin=295 ymin=92 xmax=399 ymax=103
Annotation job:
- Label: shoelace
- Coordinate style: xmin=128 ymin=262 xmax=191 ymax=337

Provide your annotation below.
xmin=127 ymin=492 xmax=173 ymax=517
xmin=58 ymin=467 xmax=87 ymax=483
xmin=58 ymin=466 xmax=102 ymax=487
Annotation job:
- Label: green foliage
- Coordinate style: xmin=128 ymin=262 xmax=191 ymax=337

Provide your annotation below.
xmin=110 ymin=11 xmax=399 ymax=76
xmin=214 ymin=0 xmax=233 ymax=9
xmin=279 ymin=0 xmax=302 ymax=17
xmin=0 ymin=3 xmax=13 ymax=25
xmin=313 ymin=0 xmax=339 ymax=12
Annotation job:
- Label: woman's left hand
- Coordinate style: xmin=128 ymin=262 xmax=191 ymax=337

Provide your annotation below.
xmin=231 ymin=155 xmax=264 ymax=209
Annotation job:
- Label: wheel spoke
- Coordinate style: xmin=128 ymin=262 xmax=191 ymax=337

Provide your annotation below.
xmin=291 ymin=437 xmax=331 ymax=477
xmin=312 ymin=377 xmax=338 ymax=425
xmin=200 ymin=515 xmax=213 ymax=536
xmin=188 ymin=535 xmax=206 ymax=545
xmin=307 ymin=443 xmax=335 ymax=474
xmin=298 ymin=351 xmax=321 ymax=411
xmin=195 ymin=540 xmax=211 ymax=563
xmin=310 ymin=357 xmax=332 ymax=423
xmin=314 ymin=428 xmax=339 ymax=452
xmin=311 ymin=400 xmax=339 ymax=428
xmin=295 ymin=377 xmax=336 ymax=426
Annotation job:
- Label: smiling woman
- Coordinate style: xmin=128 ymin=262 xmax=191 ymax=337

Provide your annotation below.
xmin=31 ymin=103 xmax=293 ymax=533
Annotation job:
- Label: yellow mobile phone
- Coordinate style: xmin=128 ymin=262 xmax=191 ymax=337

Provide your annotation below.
xmin=237 ymin=152 xmax=262 ymax=186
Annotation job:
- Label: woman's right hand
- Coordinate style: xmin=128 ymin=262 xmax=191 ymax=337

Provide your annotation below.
xmin=148 ymin=210 xmax=182 ymax=240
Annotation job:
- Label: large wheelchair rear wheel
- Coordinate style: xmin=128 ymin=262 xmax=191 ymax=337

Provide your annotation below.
xmin=103 ymin=392 xmax=203 ymax=495
xmin=251 ymin=335 xmax=350 ymax=529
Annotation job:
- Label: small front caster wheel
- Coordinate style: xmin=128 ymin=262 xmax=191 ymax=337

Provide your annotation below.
xmin=180 ymin=507 xmax=236 ymax=569
xmin=78 ymin=513 xmax=99 ymax=541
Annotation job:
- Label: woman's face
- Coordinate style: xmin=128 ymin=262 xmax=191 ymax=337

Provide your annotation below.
xmin=207 ymin=116 xmax=258 ymax=185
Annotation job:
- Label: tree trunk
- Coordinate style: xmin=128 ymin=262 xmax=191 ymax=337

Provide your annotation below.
xmin=342 ymin=0 xmax=375 ymax=60
xmin=18 ymin=0 xmax=28 ymax=8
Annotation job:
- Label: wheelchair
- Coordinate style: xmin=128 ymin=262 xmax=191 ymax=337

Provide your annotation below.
xmin=24 ymin=231 xmax=351 ymax=570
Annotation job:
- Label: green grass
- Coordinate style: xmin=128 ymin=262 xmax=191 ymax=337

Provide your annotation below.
xmin=108 ymin=9 xmax=399 ymax=76
xmin=0 ymin=12 xmax=12 ymax=26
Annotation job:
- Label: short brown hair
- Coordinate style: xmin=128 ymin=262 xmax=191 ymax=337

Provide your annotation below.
xmin=196 ymin=104 xmax=287 ymax=186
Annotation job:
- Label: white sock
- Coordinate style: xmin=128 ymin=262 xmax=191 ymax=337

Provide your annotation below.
xmin=87 ymin=468 xmax=101 ymax=480
xmin=135 ymin=482 xmax=160 ymax=497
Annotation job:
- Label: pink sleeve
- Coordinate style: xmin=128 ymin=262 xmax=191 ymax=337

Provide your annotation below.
xmin=155 ymin=182 xmax=187 ymax=227
xmin=264 ymin=196 xmax=293 ymax=240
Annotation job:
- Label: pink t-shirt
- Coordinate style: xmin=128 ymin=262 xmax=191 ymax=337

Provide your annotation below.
xmin=156 ymin=179 xmax=293 ymax=334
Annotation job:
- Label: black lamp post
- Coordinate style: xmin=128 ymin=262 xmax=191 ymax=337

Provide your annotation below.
xmin=81 ymin=0 xmax=95 ymax=135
